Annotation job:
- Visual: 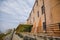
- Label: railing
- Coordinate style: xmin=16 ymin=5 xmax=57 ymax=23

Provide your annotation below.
xmin=11 ymin=29 xmax=15 ymax=40
xmin=46 ymin=23 xmax=60 ymax=32
xmin=46 ymin=23 xmax=60 ymax=28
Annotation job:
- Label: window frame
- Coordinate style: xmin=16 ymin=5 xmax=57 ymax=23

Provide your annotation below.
xmin=37 ymin=11 xmax=39 ymax=17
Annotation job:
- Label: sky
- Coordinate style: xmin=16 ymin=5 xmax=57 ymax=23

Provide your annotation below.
xmin=0 ymin=0 xmax=35 ymax=32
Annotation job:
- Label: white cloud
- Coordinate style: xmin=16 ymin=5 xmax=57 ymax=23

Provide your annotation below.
xmin=0 ymin=0 xmax=35 ymax=32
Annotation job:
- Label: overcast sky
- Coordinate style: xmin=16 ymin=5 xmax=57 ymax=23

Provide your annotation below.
xmin=0 ymin=0 xmax=35 ymax=32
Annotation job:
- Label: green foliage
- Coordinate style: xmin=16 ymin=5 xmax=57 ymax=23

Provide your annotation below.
xmin=16 ymin=24 xmax=33 ymax=33
xmin=0 ymin=34 xmax=5 ymax=40
xmin=0 ymin=31 xmax=11 ymax=40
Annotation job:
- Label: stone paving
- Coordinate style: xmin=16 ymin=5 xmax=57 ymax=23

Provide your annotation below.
xmin=12 ymin=33 xmax=23 ymax=40
xmin=3 ymin=32 xmax=60 ymax=40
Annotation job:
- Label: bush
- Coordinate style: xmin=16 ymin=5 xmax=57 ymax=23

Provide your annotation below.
xmin=16 ymin=24 xmax=33 ymax=33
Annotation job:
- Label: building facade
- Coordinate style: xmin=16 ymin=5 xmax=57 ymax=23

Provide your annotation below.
xmin=27 ymin=0 xmax=60 ymax=37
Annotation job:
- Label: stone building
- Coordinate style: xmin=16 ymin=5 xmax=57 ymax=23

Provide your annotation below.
xmin=27 ymin=0 xmax=60 ymax=37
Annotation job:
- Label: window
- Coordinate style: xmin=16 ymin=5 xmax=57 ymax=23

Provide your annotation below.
xmin=33 ymin=17 xmax=35 ymax=22
xmin=43 ymin=22 xmax=46 ymax=31
xmin=30 ymin=13 xmax=31 ymax=17
xmin=36 ymin=0 xmax=38 ymax=6
xmin=41 ymin=5 xmax=45 ymax=14
xmin=37 ymin=11 xmax=39 ymax=17
xmin=30 ymin=20 xmax=32 ymax=24
xmin=58 ymin=23 xmax=60 ymax=29
xmin=33 ymin=8 xmax=34 ymax=13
